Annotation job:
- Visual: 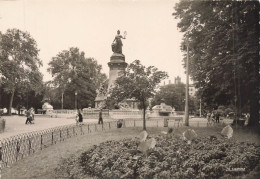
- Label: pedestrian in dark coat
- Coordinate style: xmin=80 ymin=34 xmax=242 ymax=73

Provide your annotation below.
xmin=78 ymin=109 xmax=83 ymax=123
xmin=25 ymin=109 xmax=32 ymax=124
xmin=98 ymin=109 xmax=103 ymax=124
xmin=216 ymin=113 xmax=220 ymax=123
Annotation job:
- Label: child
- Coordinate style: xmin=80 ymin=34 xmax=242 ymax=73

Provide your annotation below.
xmin=75 ymin=111 xmax=79 ymax=124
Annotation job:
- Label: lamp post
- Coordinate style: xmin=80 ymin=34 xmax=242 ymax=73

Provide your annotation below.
xmin=24 ymin=78 xmax=29 ymax=110
xmin=184 ymin=41 xmax=189 ymax=126
xmin=199 ymin=98 xmax=202 ymax=117
xmin=61 ymin=91 xmax=64 ymax=110
xmin=75 ymin=92 xmax=77 ymax=109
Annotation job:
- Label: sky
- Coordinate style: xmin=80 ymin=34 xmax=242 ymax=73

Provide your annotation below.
xmin=0 ymin=0 xmax=186 ymax=84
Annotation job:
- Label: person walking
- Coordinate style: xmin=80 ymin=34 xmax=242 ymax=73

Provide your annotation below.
xmin=210 ymin=112 xmax=215 ymax=123
xmin=216 ymin=112 xmax=220 ymax=123
xmin=25 ymin=109 xmax=32 ymax=124
xmin=75 ymin=111 xmax=79 ymax=124
xmin=30 ymin=107 xmax=35 ymax=124
xmin=78 ymin=109 xmax=83 ymax=123
xmin=207 ymin=112 xmax=211 ymax=123
xmin=98 ymin=108 xmax=103 ymax=124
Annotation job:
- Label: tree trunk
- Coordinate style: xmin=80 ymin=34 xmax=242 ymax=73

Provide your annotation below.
xmin=247 ymin=89 xmax=259 ymax=128
xmin=143 ymin=100 xmax=146 ymax=130
xmin=8 ymin=90 xmax=15 ymax=115
xmin=247 ymin=33 xmax=259 ymax=128
xmin=61 ymin=92 xmax=64 ymax=109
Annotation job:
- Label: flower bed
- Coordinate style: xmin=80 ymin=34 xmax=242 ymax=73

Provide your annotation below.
xmin=56 ymin=134 xmax=260 ymax=179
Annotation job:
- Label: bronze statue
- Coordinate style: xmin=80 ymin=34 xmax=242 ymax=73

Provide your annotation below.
xmin=112 ymin=30 xmax=127 ymax=54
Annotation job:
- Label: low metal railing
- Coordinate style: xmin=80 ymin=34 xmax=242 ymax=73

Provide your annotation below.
xmin=0 ymin=121 xmax=118 ymax=169
xmin=0 ymin=118 xmax=225 ymax=171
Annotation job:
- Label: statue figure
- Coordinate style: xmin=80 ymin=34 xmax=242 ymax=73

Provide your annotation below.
xmin=112 ymin=30 xmax=127 ymax=54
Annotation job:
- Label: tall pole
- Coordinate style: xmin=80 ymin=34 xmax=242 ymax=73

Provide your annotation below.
xmin=75 ymin=92 xmax=77 ymax=109
xmin=27 ymin=89 xmax=28 ymax=110
xmin=199 ymin=98 xmax=202 ymax=117
xmin=26 ymin=80 xmax=29 ymax=110
xmin=61 ymin=92 xmax=64 ymax=110
xmin=184 ymin=43 xmax=189 ymax=126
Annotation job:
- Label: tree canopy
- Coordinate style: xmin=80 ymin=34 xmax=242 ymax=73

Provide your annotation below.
xmin=152 ymin=83 xmax=185 ymax=111
xmin=0 ymin=29 xmax=43 ymax=114
xmin=109 ymin=60 xmax=168 ymax=130
xmin=48 ymin=47 xmax=107 ymax=109
xmin=173 ymin=1 xmax=259 ymax=126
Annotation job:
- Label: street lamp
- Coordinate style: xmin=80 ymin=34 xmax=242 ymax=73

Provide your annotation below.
xmin=75 ymin=92 xmax=77 ymax=109
xmin=184 ymin=40 xmax=189 ymax=126
xmin=199 ymin=98 xmax=202 ymax=117
xmin=24 ymin=78 xmax=29 ymax=110
xmin=61 ymin=91 xmax=64 ymax=110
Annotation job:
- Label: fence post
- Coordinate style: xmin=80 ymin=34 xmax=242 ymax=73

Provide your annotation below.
xmin=40 ymin=135 xmax=43 ymax=150
xmin=52 ymin=132 xmax=54 ymax=144
xmin=67 ymin=128 xmax=69 ymax=138
xmin=16 ymin=141 xmax=20 ymax=162
xmin=28 ymin=137 xmax=31 ymax=154
xmin=60 ymin=130 xmax=62 ymax=142
xmin=109 ymin=122 xmax=111 ymax=129
xmin=88 ymin=124 xmax=90 ymax=133
xmin=80 ymin=126 xmax=83 ymax=135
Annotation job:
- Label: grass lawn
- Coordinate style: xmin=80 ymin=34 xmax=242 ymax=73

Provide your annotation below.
xmin=2 ymin=125 xmax=260 ymax=179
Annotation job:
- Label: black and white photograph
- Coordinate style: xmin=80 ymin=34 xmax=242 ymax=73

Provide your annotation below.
xmin=0 ymin=0 xmax=259 ymax=178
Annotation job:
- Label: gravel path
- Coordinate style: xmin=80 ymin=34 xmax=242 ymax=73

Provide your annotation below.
xmin=0 ymin=115 xmax=101 ymax=140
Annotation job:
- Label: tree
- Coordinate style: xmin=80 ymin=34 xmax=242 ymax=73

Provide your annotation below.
xmin=48 ymin=47 xmax=107 ymax=109
xmin=109 ymin=60 xmax=168 ymax=130
xmin=173 ymin=1 xmax=259 ymax=127
xmin=152 ymin=83 xmax=185 ymax=111
xmin=0 ymin=29 xmax=43 ymax=114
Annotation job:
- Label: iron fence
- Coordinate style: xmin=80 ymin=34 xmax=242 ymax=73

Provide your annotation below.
xmin=0 ymin=118 xmax=225 ymax=170
xmin=123 ymin=118 xmax=225 ymax=128
xmin=0 ymin=121 xmax=119 ymax=169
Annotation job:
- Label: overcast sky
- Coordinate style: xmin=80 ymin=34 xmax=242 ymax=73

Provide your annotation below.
xmin=0 ymin=0 xmax=186 ymax=84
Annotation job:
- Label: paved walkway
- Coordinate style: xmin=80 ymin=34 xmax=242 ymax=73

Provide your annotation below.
xmin=0 ymin=115 xmax=102 ymax=140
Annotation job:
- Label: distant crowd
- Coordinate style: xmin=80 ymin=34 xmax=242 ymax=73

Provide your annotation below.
xmin=206 ymin=110 xmax=250 ymax=125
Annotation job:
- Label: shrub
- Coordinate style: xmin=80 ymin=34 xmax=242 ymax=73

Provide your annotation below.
xmin=71 ymin=136 xmax=260 ymax=179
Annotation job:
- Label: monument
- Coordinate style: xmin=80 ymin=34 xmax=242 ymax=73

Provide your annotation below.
xmin=95 ymin=30 xmax=128 ymax=108
xmin=95 ymin=31 xmax=138 ymax=109
xmin=108 ymin=30 xmax=128 ymax=91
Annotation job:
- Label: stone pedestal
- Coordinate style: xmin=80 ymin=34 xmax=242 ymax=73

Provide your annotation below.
xmin=95 ymin=53 xmax=127 ymax=109
xmin=107 ymin=53 xmax=127 ymax=90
